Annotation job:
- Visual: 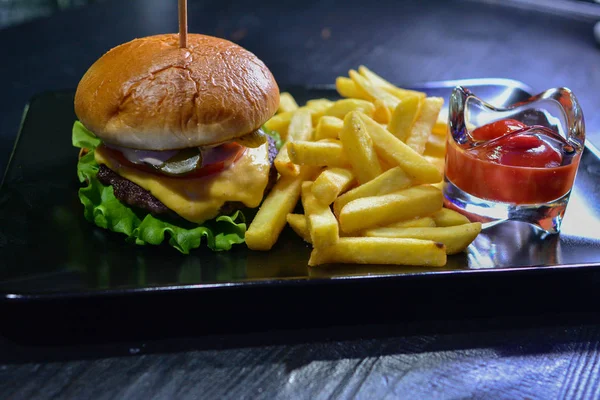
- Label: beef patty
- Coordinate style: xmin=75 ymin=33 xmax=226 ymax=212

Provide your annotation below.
xmin=96 ymin=136 xmax=278 ymax=217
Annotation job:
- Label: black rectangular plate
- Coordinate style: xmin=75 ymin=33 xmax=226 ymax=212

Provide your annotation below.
xmin=2 ymin=80 xmax=600 ymax=341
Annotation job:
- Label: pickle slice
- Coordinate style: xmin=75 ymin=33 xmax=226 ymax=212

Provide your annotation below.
xmin=156 ymin=148 xmax=202 ymax=176
xmin=235 ymin=129 xmax=267 ymax=148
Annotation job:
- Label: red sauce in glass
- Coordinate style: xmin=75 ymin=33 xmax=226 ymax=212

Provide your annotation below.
xmin=445 ymin=119 xmax=580 ymax=204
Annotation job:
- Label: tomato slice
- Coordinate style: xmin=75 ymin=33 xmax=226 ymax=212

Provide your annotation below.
xmin=186 ymin=143 xmax=246 ymax=178
xmin=471 ymin=119 xmax=527 ymax=141
xmin=99 ymin=143 xmax=247 ymax=179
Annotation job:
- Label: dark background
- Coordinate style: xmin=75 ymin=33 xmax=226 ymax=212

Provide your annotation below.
xmin=2 ymin=0 xmax=600 ymax=398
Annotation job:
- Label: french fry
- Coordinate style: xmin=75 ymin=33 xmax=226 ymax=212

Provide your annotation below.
xmin=386 ymin=217 xmax=436 ymax=228
xmin=373 ymin=99 xmax=392 ymax=124
xmin=423 ymin=133 xmax=446 ymax=158
xmin=388 ymin=95 xmax=422 ymax=142
xmin=431 ymin=181 xmax=444 ymax=190
xmin=378 ymin=156 xmax=397 ymax=172
xmin=333 ymin=166 xmax=412 ymax=216
xmin=359 ymin=113 xmax=442 ymax=183
xmin=405 ymin=97 xmax=444 ymax=155
xmin=306 ymin=98 xmax=334 ymax=109
xmin=255 ymin=67 xmax=482 ymax=268
xmin=357 ymin=65 xmax=426 ymax=100
xmin=275 ymin=144 xmax=300 ymax=177
xmin=308 ymin=237 xmax=447 ymax=267
xmin=324 ymin=99 xmax=375 ymax=119
xmin=363 ymin=223 xmax=482 ymax=255
xmin=432 ymin=115 xmax=448 ymax=136
xmin=423 ymin=155 xmax=445 ymax=175
xmin=286 ymin=213 xmax=311 ymax=243
xmin=264 ymin=111 xmax=292 ymax=140
xmin=301 ymin=182 xmax=339 ymax=248
xmin=336 ymin=77 xmax=369 ymax=100
xmin=275 ymin=108 xmax=314 ymax=176
xmin=246 ymin=168 xmax=315 ymax=251
xmin=357 ymin=65 xmax=395 ymax=88
xmin=314 ymin=116 xmax=343 ymax=140
xmin=349 ymin=69 xmax=399 ymax=109
xmin=288 ymin=108 xmax=313 ymax=141
xmin=339 ymin=185 xmax=443 ymax=233
xmin=278 ymin=92 xmax=299 ymax=114
xmin=288 ymin=140 xmax=349 ymax=167
xmin=339 ymin=111 xmax=382 ymax=184
xmin=311 ymin=167 xmax=355 ymax=205
xmin=432 ymin=208 xmax=471 ymax=227
xmin=305 ymin=99 xmax=335 ymax=125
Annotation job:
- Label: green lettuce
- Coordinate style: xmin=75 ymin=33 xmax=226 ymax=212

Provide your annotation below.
xmin=73 ymin=120 xmax=101 ymax=150
xmin=262 ymin=125 xmax=283 ymax=151
xmin=72 ymin=121 xmax=247 ymax=253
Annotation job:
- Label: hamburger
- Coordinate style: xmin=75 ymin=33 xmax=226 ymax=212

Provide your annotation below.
xmin=72 ymin=34 xmax=281 ymax=253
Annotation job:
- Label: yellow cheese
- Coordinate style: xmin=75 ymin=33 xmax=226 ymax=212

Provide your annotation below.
xmin=95 ymin=144 xmax=271 ymax=224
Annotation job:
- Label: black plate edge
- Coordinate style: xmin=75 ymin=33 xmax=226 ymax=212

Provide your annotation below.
xmin=4 ymin=262 xmax=600 ymax=303
xmin=0 ymin=101 xmax=30 ymax=188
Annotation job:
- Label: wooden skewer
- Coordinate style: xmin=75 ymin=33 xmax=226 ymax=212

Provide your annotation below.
xmin=178 ymin=0 xmax=188 ymax=48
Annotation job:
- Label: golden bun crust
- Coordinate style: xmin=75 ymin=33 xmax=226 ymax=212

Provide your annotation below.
xmin=74 ymin=34 xmax=279 ymax=150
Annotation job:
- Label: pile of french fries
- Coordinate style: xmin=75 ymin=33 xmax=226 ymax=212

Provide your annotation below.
xmin=246 ymin=66 xmax=481 ymax=267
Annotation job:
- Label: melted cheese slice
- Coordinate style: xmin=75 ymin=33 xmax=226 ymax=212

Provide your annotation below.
xmin=95 ymin=144 xmax=271 ymax=223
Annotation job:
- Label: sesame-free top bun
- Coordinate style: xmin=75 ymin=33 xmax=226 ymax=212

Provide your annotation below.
xmin=74 ymin=34 xmax=279 ymax=150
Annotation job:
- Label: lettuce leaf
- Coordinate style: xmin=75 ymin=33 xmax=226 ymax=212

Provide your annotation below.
xmin=262 ymin=125 xmax=283 ymax=151
xmin=73 ymin=122 xmax=247 ymax=253
xmin=73 ymin=120 xmax=101 ymax=150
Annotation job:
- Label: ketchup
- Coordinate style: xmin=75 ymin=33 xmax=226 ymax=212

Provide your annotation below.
xmin=470 ymin=119 xmax=527 ymax=141
xmin=445 ymin=119 xmax=579 ymax=204
xmin=470 ymin=119 xmax=563 ymax=169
